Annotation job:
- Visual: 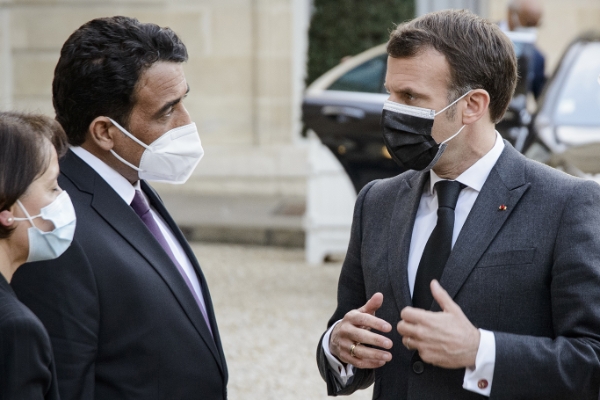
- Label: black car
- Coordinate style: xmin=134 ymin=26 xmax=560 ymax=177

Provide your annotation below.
xmin=525 ymin=33 xmax=600 ymax=178
xmin=303 ymin=39 xmax=534 ymax=193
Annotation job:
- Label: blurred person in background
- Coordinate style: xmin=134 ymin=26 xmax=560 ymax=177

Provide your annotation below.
xmin=317 ymin=10 xmax=600 ymax=399
xmin=500 ymin=0 xmax=547 ymax=99
xmin=0 ymin=112 xmax=74 ymax=399
xmin=11 ymin=16 xmax=227 ymax=400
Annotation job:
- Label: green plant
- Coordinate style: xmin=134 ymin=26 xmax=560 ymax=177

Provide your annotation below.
xmin=306 ymin=0 xmax=415 ymax=85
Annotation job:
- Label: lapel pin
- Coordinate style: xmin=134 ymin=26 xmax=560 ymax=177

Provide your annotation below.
xmin=499 ymin=205 xmax=507 ymax=211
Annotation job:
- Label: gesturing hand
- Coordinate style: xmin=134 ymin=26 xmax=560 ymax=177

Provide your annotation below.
xmin=397 ymin=280 xmax=480 ymax=369
xmin=329 ymin=293 xmax=393 ymax=369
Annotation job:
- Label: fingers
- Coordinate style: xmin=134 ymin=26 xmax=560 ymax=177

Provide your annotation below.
xmin=330 ymin=337 xmax=392 ymax=368
xmin=338 ymin=319 xmax=393 ymax=349
xmin=402 ymin=335 xmax=418 ymax=351
xmin=396 ymin=288 xmax=480 ymax=369
xmin=430 ymin=280 xmax=459 ymax=313
xmin=402 ymin=335 xmax=410 ymax=350
xmin=345 ymin=342 xmax=392 ymax=369
xmin=397 ymin=315 xmax=420 ymax=340
xmin=346 ymin=309 xmax=392 ymax=333
xmin=329 ymin=293 xmax=394 ymax=368
xmin=358 ymin=292 xmax=384 ymax=316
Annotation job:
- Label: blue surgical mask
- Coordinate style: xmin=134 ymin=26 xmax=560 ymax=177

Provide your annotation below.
xmin=13 ymin=191 xmax=76 ymax=262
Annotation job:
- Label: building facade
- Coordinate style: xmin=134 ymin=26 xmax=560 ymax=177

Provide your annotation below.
xmin=1 ymin=0 xmax=599 ymax=199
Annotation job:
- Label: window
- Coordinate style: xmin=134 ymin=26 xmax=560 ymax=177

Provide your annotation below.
xmin=328 ymin=55 xmax=387 ymax=94
xmin=554 ymin=42 xmax=600 ymax=126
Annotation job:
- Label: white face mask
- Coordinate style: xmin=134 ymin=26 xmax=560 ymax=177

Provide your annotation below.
xmin=14 ymin=191 xmax=77 ymax=263
xmin=108 ymin=118 xmax=204 ymax=184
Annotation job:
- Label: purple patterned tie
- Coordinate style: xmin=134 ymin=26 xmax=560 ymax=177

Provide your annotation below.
xmin=130 ymin=190 xmax=213 ymax=338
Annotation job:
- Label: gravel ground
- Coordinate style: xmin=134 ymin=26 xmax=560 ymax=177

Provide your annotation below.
xmin=192 ymin=243 xmax=373 ymax=400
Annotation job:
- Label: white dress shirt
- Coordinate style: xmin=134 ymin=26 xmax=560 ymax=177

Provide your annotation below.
xmin=323 ymin=132 xmax=505 ymax=396
xmin=69 ymin=146 xmax=208 ymax=315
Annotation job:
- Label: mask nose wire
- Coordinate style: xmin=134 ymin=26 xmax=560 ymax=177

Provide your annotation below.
xmin=434 ymin=90 xmax=472 ymax=117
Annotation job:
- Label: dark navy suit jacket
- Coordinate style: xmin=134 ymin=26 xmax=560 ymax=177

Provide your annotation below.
xmin=12 ymin=150 xmax=228 ymax=400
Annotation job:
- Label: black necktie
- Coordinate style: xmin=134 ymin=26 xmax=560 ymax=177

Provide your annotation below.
xmin=412 ymin=180 xmax=465 ymax=309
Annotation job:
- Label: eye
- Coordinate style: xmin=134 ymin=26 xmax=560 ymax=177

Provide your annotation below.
xmin=163 ymin=107 xmax=174 ymax=118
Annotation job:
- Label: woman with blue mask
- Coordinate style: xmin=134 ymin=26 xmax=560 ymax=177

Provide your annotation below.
xmin=0 ymin=112 xmax=76 ymax=399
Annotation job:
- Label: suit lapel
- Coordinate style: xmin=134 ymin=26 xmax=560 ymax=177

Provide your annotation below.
xmin=435 ymin=145 xmax=530 ymax=310
xmin=387 ymin=171 xmax=429 ymax=312
xmin=61 ymin=151 xmax=224 ymax=373
xmin=142 ymin=182 xmax=228 ymax=372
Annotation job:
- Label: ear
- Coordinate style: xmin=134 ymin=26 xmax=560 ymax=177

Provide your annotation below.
xmin=87 ymin=116 xmax=119 ymax=152
xmin=462 ymin=89 xmax=490 ymax=125
xmin=0 ymin=210 xmax=15 ymax=228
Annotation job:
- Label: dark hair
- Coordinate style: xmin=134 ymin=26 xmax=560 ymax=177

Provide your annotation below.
xmin=0 ymin=112 xmax=68 ymax=239
xmin=52 ymin=16 xmax=188 ymax=146
xmin=387 ymin=10 xmax=517 ymax=123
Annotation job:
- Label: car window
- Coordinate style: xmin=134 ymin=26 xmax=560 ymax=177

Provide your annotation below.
xmin=554 ymin=42 xmax=600 ymax=126
xmin=327 ymin=54 xmax=387 ymax=94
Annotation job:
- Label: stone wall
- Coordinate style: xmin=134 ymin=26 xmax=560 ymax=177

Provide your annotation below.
xmin=0 ymin=0 xmax=311 ymax=196
xmin=4 ymin=0 xmax=598 ymax=197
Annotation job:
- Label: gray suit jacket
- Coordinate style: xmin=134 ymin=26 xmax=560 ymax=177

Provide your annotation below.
xmin=317 ymin=143 xmax=600 ymax=399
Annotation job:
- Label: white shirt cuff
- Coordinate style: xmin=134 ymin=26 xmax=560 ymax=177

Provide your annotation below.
xmin=322 ymin=320 xmax=355 ymax=386
xmin=463 ymin=329 xmax=496 ymax=396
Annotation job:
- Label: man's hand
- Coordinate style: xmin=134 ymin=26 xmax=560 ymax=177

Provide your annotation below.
xmin=329 ymin=293 xmax=393 ymax=369
xmin=397 ymin=280 xmax=480 ymax=369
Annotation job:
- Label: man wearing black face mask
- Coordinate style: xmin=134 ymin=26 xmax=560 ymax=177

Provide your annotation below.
xmin=316 ymin=10 xmax=600 ymax=400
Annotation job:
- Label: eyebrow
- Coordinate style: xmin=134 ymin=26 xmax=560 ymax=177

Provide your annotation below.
xmin=400 ymin=87 xmax=428 ymax=100
xmin=153 ymin=84 xmax=190 ymax=118
xmin=384 ymin=83 xmax=426 ymax=98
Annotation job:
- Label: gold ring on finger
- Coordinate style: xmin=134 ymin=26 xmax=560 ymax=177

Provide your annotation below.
xmin=406 ymin=337 xmax=412 ymax=350
xmin=350 ymin=343 xmax=359 ymax=357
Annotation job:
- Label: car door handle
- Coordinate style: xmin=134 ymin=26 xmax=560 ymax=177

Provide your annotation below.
xmin=321 ymin=106 xmax=366 ymax=120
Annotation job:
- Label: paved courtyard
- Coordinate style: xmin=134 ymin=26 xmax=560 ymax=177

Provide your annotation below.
xmin=192 ymin=242 xmax=372 ymax=400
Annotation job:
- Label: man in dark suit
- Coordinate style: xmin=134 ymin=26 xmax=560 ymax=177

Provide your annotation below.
xmin=12 ymin=16 xmax=228 ymax=400
xmin=317 ymin=10 xmax=600 ymax=399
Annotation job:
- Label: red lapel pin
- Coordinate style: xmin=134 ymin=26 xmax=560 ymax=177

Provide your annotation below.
xmin=498 ymin=205 xmax=507 ymax=211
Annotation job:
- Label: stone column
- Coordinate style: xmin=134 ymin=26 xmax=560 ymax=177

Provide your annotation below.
xmin=0 ymin=2 xmax=12 ymax=110
xmin=291 ymin=0 xmax=310 ymax=144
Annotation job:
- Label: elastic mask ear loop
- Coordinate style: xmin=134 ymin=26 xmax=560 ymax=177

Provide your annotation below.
xmin=434 ymin=90 xmax=471 ymax=146
xmin=108 ymin=118 xmax=147 ymax=173
xmin=13 ymin=200 xmax=38 ymax=227
xmin=434 ymin=90 xmax=472 ymax=116
xmin=441 ymin=124 xmax=467 ymax=144
xmin=111 ymin=150 xmax=144 ymax=172
xmin=108 ymin=118 xmax=150 ymax=149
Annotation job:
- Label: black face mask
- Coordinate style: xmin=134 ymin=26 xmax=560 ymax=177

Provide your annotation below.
xmin=381 ymin=92 xmax=470 ymax=171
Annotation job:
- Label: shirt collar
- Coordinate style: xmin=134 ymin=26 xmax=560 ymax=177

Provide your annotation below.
xmin=428 ymin=131 xmax=505 ymax=194
xmin=70 ymin=146 xmax=141 ymax=205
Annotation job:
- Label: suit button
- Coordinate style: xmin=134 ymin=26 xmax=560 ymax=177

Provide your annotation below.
xmin=412 ymin=361 xmax=424 ymax=374
xmin=478 ymin=379 xmax=488 ymax=389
